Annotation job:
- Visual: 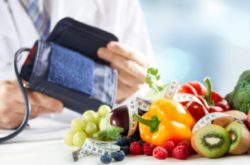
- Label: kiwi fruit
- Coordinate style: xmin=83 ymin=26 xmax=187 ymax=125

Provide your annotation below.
xmin=224 ymin=110 xmax=247 ymax=121
xmin=225 ymin=121 xmax=250 ymax=155
xmin=212 ymin=110 xmax=248 ymax=128
xmin=212 ymin=116 xmax=235 ymax=128
xmin=191 ymin=124 xmax=230 ymax=158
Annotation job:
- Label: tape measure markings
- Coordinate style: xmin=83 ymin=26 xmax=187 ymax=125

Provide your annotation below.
xmin=127 ymin=98 xmax=139 ymax=137
xmin=73 ymin=138 xmax=120 ymax=161
xmin=164 ymin=81 xmax=180 ymax=99
xmin=192 ymin=112 xmax=228 ymax=133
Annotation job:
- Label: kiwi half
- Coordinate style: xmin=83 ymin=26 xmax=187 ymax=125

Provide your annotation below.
xmin=191 ymin=124 xmax=230 ymax=158
xmin=226 ymin=121 xmax=250 ymax=155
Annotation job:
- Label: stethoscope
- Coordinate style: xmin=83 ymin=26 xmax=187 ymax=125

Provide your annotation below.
xmin=0 ymin=0 xmax=31 ymax=143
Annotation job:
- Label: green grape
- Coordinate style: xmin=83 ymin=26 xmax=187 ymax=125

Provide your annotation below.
xmin=72 ymin=131 xmax=87 ymax=147
xmin=64 ymin=130 xmax=76 ymax=146
xmin=97 ymin=115 xmax=103 ymax=125
xmin=71 ymin=119 xmax=86 ymax=131
xmin=97 ymin=105 xmax=111 ymax=118
xmin=82 ymin=110 xmax=98 ymax=124
xmin=99 ymin=114 xmax=111 ymax=131
xmin=85 ymin=122 xmax=98 ymax=136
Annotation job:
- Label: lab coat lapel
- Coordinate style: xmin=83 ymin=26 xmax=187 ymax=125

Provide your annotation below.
xmin=8 ymin=0 xmax=39 ymax=47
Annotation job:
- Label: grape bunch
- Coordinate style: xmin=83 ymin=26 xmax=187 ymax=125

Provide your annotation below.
xmin=64 ymin=105 xmax=111 ymax=147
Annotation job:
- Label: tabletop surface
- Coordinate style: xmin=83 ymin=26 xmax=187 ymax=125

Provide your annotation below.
xmin=0 ymin=139 xmax=250 ymax=165
xmin=0 ymin=110 xmax=250 ymax=165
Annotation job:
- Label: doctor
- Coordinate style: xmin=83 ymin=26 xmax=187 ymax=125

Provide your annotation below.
xmin=0 ymin=0 xmax=153 ymax=129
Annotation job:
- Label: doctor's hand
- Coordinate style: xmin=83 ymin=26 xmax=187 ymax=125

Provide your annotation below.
xmin=97 ymin=41 xmax=151 ymax=103
xmin=0 ymin=80 xmax=63 ymax=129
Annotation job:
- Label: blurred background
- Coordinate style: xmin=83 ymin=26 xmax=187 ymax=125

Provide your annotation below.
xmin=140 ymin=0 xmax=250 ymax=95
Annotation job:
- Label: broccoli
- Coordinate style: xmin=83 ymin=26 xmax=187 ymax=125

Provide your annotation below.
xmin=226 ymin=70 xmax=250 ymax=113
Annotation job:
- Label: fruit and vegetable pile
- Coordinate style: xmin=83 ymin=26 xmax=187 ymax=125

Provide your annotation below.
xmin=64 ymin=68 xmax=250 ymax=164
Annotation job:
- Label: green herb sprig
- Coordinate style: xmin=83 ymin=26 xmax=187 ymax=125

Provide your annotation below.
xmin=145 ymin=67 xmax=163 ymax=92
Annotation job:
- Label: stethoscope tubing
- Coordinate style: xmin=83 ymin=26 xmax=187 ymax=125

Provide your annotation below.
xmin=0 ymin=48 xmax=31 ymax=143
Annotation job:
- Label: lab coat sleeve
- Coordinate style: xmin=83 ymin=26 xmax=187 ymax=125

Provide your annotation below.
xmin=120 ymin=0 xmax=154 ymax=61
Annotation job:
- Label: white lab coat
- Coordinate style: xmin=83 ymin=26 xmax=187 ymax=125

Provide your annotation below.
xmin=0 ymin=0 xmax=153 ymax=80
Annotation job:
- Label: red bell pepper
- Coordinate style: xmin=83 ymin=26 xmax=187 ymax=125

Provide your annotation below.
xmin=203 ymin=78 xmax=230 ymax=112
xmin=179 ymin=81 xmax=206 ymax=96
xmin=178 ymin=77 xmax=230 ymax=121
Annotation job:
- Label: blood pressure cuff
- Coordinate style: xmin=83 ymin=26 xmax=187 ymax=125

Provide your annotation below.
xmin=19 ymin=18 xmax=118 ymax=113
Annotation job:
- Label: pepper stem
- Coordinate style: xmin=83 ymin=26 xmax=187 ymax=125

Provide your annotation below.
xmin=204 ymin=77 xmax=214 ymax=106
xmin=132 ymin=114 xmax=159 ymax=133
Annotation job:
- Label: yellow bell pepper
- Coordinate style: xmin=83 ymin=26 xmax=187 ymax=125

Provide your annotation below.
xmin=133 ymin=98 xmax=195 ymax=146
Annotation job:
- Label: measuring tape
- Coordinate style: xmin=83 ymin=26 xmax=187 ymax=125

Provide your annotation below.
xmin=192 ymin=112 xmax=228 ymax=133
xmin=159 ymin=81 xmax=205 ymax=109
xmin=73 ymin=138 xmax=120 ymax=161
xmin=126 ymin=97 xmax=151 ymax=137
xmin=137 ymin=98 xmax=151 ymax=112
xmin=164 ymin=81 xmax=180 ymax=99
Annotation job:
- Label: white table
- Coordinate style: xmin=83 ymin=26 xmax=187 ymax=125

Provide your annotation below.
xmin=0 ymin=139 xmax=250 ymax=165
xmin=0 ymin=110 xmax=250 ymax=165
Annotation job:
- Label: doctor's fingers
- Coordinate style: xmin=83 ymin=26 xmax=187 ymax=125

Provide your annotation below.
xmin=107 ymin=42 xmax=151 ymax=67
xmin=116 ymin=68 xmax=145 ymax=87
xmin=112 ymin=62 xmax=146 ymax=84
xmin=98 ymin=48 xmax=146 ymax=81
xmin=116 ymin=80 xmax=139 ymax=103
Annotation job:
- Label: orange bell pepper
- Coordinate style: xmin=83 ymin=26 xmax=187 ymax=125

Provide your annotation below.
xmin=133 ymin=98 xmax=195 ymax=146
